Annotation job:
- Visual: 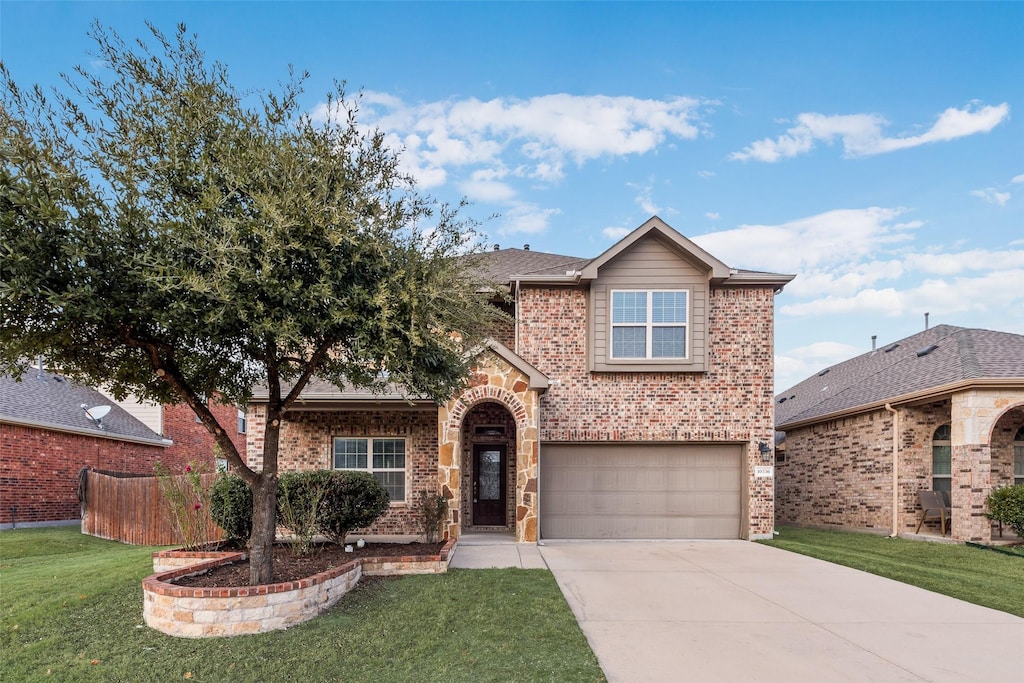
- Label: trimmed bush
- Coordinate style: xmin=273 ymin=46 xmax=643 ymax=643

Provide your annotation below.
xmin=986 ymin=484 xmax=1024 ymax=538
xmin=209 ymin=474 xmax=253 ymax=545
xmin=414 ymin=490 xmax=448 ymax=543
xmin=317 ymin=470 xmax=390 ymax=545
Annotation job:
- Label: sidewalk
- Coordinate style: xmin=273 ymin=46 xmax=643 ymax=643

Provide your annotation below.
xmin=448 ymin=532 xmax=547 ymax=569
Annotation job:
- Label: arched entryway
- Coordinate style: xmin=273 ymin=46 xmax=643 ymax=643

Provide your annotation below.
xmin=459 ymin=401 xmax=517 ymax=531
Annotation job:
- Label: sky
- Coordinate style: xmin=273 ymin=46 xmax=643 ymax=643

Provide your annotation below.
xmin=2 ymin=2 xmax=1022 ymax=392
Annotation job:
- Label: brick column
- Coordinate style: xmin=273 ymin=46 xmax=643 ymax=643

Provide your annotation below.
xmin=950 ymin=443 xmax=992 ymax=542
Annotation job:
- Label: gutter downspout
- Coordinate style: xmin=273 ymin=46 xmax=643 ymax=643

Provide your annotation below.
xmin=884 ymin=403 xmax=900 ymax=537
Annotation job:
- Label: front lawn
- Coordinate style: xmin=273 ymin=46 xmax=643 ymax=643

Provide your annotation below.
xmin=763 ymin=527 xmax=1024 ymax=618
xmin=1 ymin=527 xmax=604 ymax=682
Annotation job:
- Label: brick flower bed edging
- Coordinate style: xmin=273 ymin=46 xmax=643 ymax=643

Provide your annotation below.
xmin=142 ymin=539 xmax=456 ymax=638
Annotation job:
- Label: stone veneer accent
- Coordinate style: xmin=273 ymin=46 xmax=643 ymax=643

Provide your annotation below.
xmin=143 ymin=540 xmax=455 ymax=638
xmin=438 ymin=352 xmax=540 ymax=542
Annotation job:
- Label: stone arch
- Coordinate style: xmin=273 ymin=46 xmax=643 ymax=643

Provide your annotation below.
xmin=437 ymin=357 xmax=541 ymax=543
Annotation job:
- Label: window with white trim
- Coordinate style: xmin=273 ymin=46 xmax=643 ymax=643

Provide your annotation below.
xmin=237 ymin=408 xmax=247 ymax=434
xmin=932 ymin=424 xmax=951 ymax=501
xmin=1014 ymin=425 xmax=1024 ymax=486
xmin=332 ymin=437 xmax=406 ymax=502
xmin=610 ymin=290 xmax=688 ymax=359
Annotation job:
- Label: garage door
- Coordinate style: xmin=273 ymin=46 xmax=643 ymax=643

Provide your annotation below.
xmin=540 ymin=443 xmax=743 ymax=539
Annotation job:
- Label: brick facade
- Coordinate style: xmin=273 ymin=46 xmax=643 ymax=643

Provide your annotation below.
xmin=161 ymin=400 xmax=246 ymax=466
xmin=0 ymin=423 xmax=170 ymax=525
xmin=777 ymin=394 xmax=1024 ymax=541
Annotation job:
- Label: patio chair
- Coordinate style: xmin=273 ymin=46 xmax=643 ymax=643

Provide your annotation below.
xmin=915 ymin=490 xmax=951 ymax=536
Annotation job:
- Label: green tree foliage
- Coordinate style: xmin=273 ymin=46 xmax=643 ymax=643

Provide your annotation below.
xmin=1 ymin=22 xmax=504 ymax=584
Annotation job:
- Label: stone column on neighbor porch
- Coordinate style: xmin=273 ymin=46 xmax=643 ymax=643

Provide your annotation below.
xmin=949 ymin=389 xmax=1008 ymax=543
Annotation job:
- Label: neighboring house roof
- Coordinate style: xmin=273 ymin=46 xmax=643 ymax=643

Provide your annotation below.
xmin=0 ymin=369 xmax=170 ymax=446
xmin=469 ymin=216 xmax=794 ymax=289
xmin=775 ymin=325 xmax=1024 ymax=430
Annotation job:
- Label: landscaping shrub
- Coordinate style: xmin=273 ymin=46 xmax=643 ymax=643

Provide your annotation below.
xmin=986 ymin=484 xmax=1024 ymax=538
xmin=317 ymin=470 xmax=390 ymax=545
xmin=277 ymin=471 xmax=332 ymax=555
xmin=209 ymin=474 xmax=253 ymax=544
xmin=153 ymin=460 xmax=216 ymax=549
xmin=414 ymin=489 xmax=448 ymax=543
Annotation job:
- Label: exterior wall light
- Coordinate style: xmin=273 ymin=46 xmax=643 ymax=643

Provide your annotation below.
xmin=758 ymin=441 xmax=773 ymax=462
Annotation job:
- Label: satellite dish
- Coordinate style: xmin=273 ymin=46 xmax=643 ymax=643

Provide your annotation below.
xmin=82 ymin=404 xmax=112 ymax=428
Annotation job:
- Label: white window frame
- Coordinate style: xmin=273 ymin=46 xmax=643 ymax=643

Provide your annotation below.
xmin=609 ymin=289 xmax=689 ymax=360
xmin=932 ymin=424 xmax=951 ymax=498
xmin=331 ymin=437 xmax=407 ymax=503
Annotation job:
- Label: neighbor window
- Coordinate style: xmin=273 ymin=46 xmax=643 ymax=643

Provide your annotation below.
xmin=932 ymin=424 xmax=951 ymax=500
xmin=1014 ymin=426 xmax=1024 ymax=486
xmin=237 ymin=408 xmax=247 ymax=434
xmin=332 ymin=437 xmax=406 ymax=502
xmin=610 ymin=290 xmax=688 ymax=359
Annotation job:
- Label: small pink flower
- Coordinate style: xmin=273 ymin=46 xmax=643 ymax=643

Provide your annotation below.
xmin=193 ymin=503 xmax=202 ymax=510
xmin=184 ymin=465 xmax=192 ymax=473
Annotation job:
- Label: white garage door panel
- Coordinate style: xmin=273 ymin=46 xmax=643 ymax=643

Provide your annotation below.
xmin=541 ymin=444 xmax=743 ymax=539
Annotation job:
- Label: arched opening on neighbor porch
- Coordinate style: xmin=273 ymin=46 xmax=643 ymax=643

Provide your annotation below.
xmin=459 ymin=401 xmax=518 ymax=532
xmin=987 ymin=403 xmax=1024 ymax=541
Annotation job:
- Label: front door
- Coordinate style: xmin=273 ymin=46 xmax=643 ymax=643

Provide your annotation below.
xmin=472 ymin=444 xmax=507 ymax=526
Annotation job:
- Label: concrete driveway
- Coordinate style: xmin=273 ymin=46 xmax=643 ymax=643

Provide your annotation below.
xmin=538 ymin=540 xmax=1024 ymax=682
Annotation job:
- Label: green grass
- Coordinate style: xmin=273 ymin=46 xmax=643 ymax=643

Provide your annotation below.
xmin=763 ymin=527 xmax=1024 ymax=618
xmin=1 ymin=527 xmax=604 ymax=682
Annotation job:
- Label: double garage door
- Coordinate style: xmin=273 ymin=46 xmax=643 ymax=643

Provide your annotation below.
xmin=540 ymin=443 xmax=743 ymax=539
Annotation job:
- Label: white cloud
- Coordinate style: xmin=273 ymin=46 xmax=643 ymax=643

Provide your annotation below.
xmin=705 ymin=212 xmax=720 ymax=220
xmin=1012 ymin=174 xmax=1024 ymax=184
xmin=970 ymin=187 xmax=1011 ymax=206
xmin=775 ymin=341 xmax=864 ymax=392
xmin=731 ymin=102 xmax=1009 ymax=162
xmin=697 ymin=170 xmax=716 ymax=178
xmin=602 ymin=226 xmax=631 ymax=240
xmin=498 ymin=203 xmax=561 ymax=235
xmin=628 ymin=182 xmax=660 ymax=215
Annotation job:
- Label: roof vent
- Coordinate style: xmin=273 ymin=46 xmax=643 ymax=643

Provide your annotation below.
xmin=883 ymin=343 xmax=900 ymax=353
xmin=817 ymin=368 xmax=830 ymax=377
xmin=778 ymin=397 xmax=787 ymax=403
xmin=493 ymin=244 xmax=500 ymax=251
xmin=523 ymin=244 xmax=530 ymax=250
xmin=916 ymin=344 xmax=938 ymax=357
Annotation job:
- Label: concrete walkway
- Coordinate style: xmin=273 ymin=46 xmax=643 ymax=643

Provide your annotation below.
xmin=538 ymin=540 xmax=1024 ymax=683
xmin=448 ymin=531 xmax=546 ymax=569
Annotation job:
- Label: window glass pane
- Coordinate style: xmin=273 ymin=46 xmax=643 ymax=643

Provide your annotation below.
xmin=333 ymin=438 xmax=367 ymax=469
xmin=1014 ymin=445 xmax=1024 ymax=477
xmin=932 ymin=444 xmax=951 ymax=476
xmin=373 ymin=471 xmax=404 ymax=501
xmin=612 ymin=327 xmax=646 ymax=358
xmin=933 ymin=424 xmax=951 ymax=440
xmin=651 ymin=327 xmax=685 ymax=358
xmin=373 ymin=439 xmax=405 ymax=469
xmin=652 ymin=291 xmax=687 ymax=323
xmin=612 ymin=291 xmax=647 ymax=323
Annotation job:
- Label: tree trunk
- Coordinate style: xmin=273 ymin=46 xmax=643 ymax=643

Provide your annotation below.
xmin=248 ymin=410 xmax=282 ymax=585
xmin=248 ymin=473 xmax=278 ymax=585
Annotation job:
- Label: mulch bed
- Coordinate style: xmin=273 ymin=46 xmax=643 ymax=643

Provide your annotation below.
xmin=172 ymin=541 xmax=445 ymax=588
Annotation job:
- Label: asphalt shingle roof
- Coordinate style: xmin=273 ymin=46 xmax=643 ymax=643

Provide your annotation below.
xmin=467 ymin=247 xmax=592 ymax=283
xmin=775 ymin=325 xmax=1024 ymax=428
xmin=0 ymin=369 xmax=166 ymax=443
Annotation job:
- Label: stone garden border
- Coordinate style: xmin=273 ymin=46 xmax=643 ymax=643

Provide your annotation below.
xmin=143 ymin=539 xmax=456 ymax=638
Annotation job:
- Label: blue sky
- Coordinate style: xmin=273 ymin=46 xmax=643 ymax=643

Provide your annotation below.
xmin=3 ymin=2 xmax=1022 ymax=391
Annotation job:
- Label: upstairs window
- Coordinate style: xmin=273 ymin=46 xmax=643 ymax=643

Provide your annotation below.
xmin=610 ymin=290 xmax=688 ymax=360
xmin=932 ymin=424 xmax=951 ymax=500
xmin=237 ymin=408 xmax=247 ymax=434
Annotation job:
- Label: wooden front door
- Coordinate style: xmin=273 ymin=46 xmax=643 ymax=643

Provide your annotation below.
xmin=472 ymin=444 xmax=507 ymax=526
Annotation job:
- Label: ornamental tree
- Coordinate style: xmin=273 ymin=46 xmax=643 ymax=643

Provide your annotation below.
xmin=1 ymin=22 xmax=502 ymax=584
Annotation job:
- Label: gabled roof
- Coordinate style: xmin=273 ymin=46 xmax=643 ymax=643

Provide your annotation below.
xmin=468 ymin=216 xmax=793 ymax=289
xmin=775 ymin=325 xmax=1024 ymax=429
xmin=0 ymin=369 xmax=170 ymax=446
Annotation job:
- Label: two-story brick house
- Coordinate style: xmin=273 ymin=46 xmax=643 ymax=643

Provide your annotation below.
xmin=246 ymin=217 xmax=794 ymax=542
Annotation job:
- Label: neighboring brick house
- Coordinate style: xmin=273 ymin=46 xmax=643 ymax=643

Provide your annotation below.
xmin=0 ymin=368 xmax=172 ymax=526
xmin=775 ymin=325 xmax=1024 ymax=543
xmin=247 ymin=217 xmax=794 ymax=542
xmin=103 ymin=391 xmax=247 ymax=468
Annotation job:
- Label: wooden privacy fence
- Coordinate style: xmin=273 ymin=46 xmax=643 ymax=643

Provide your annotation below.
xmin=81 ymin=469 xmax=225 ymax=546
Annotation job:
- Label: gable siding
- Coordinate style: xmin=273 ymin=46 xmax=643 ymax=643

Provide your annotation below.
xmin=589 ymin=236 xmax=708 ymax=372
